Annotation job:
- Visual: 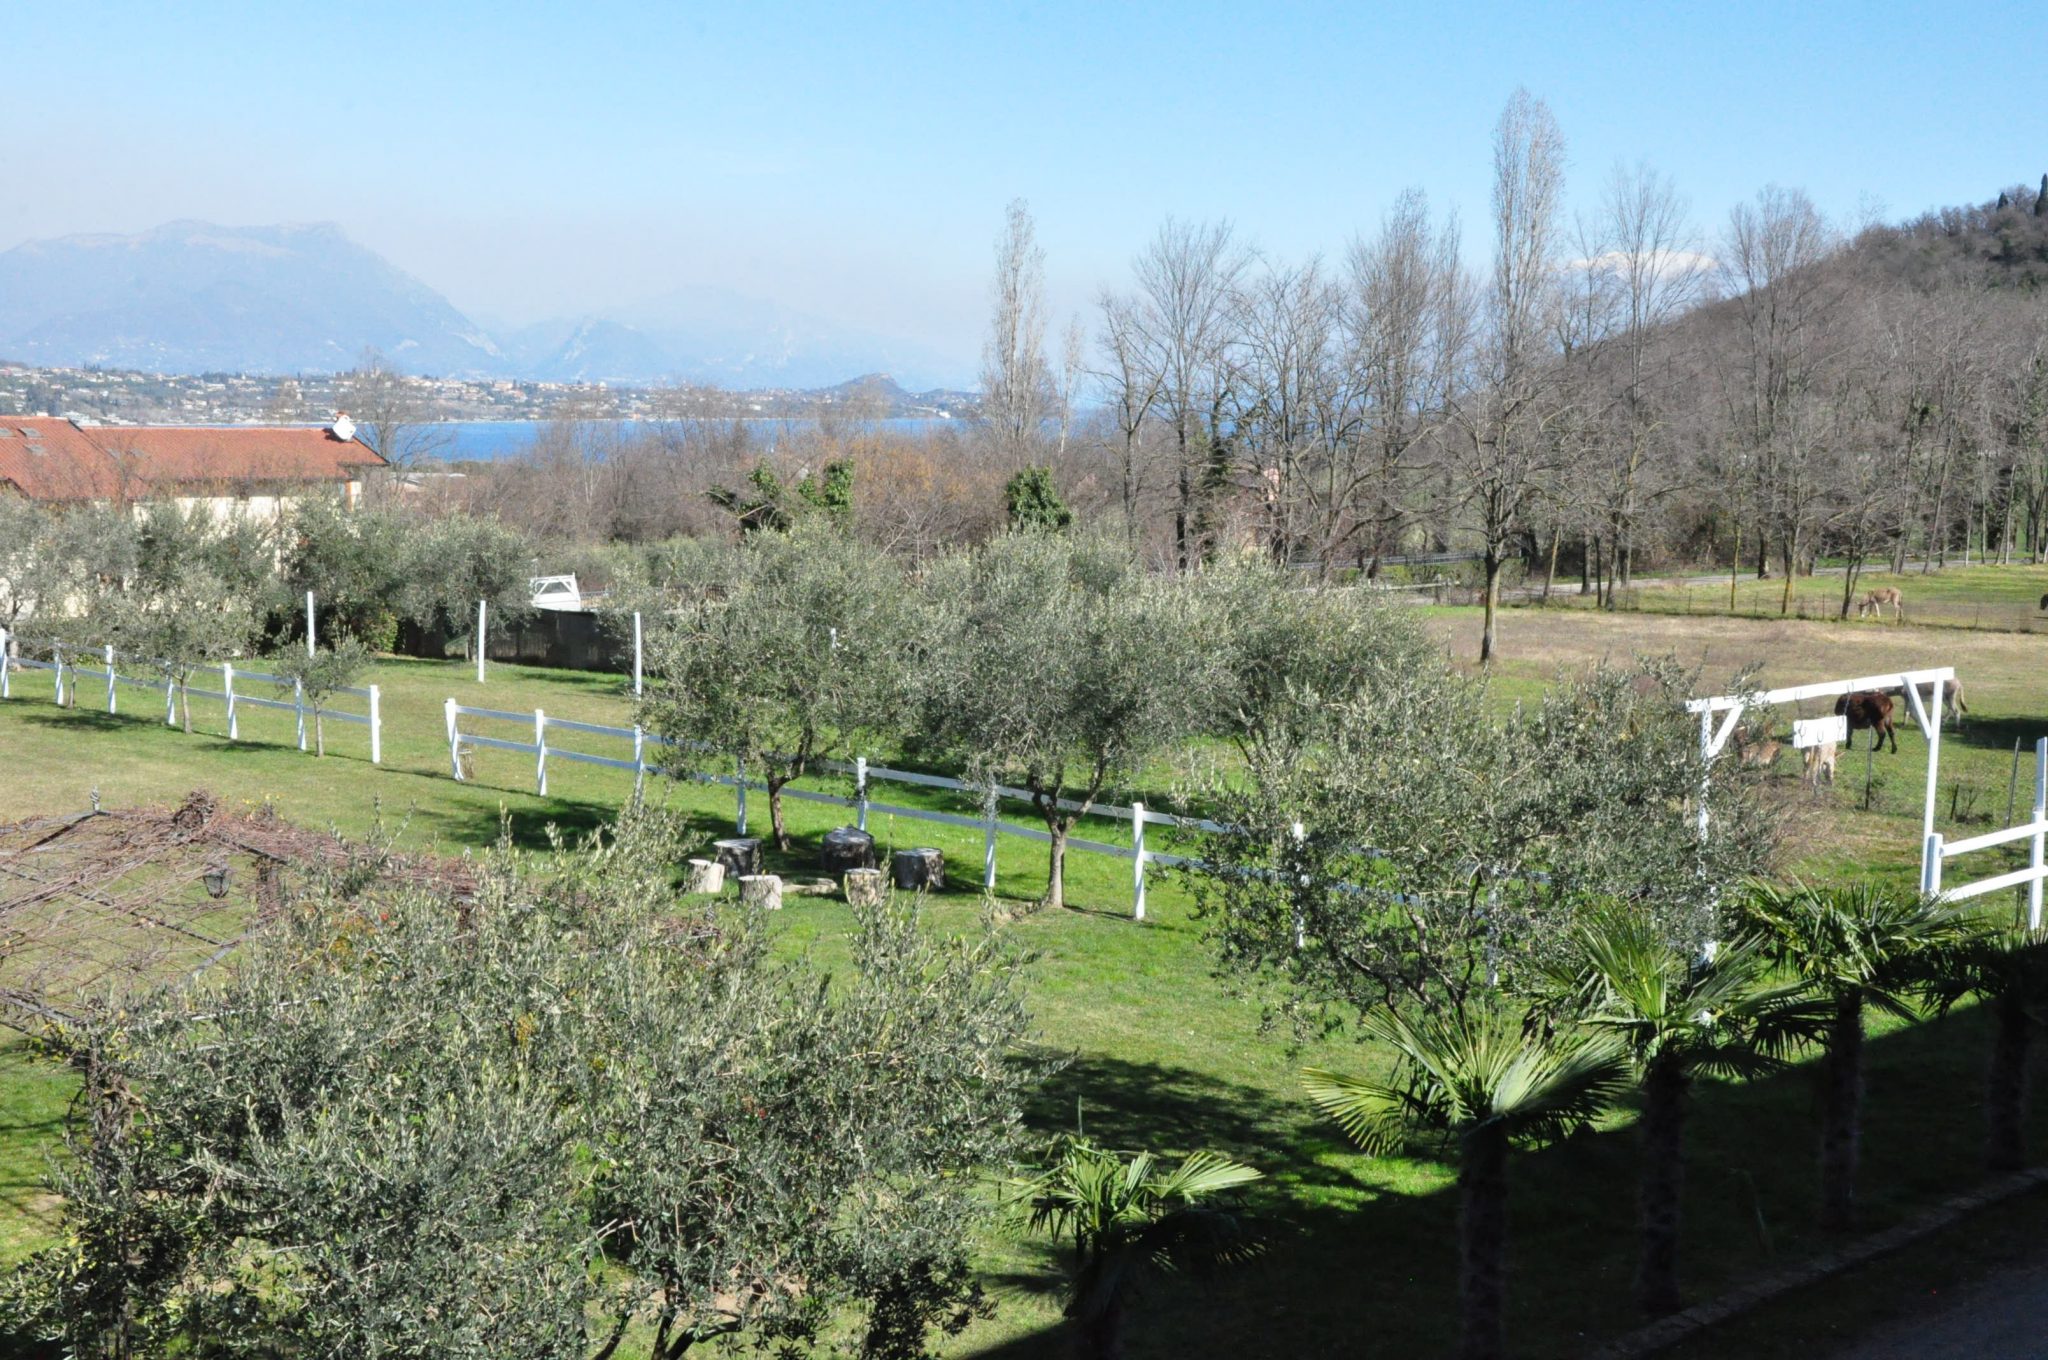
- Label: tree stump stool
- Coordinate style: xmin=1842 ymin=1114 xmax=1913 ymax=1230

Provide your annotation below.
xmin=738 ymin=874 xmax=783 ymax=911
xmin=842 ymin=866 xmax=885 ymax=908
xmin=892 ymin=848 xmax=944 ymax=892
xmin=683 ymin=858 xmax=725 ymax=895
xmin=713 ymin=837 xmax=763 ymax=881
xmin=819 ymin=825 xmax=877 ymax=874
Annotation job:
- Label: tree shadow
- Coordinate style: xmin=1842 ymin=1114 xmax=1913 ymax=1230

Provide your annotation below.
xmin=967 ymin=1001 xmax=2048 ymax=1360
xmin=1947 ymin=713 xmax=2048 ymax=756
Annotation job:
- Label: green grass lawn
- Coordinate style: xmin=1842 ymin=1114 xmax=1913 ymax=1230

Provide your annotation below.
xmin=3 ymin=612 xmax=2048 ymax=1356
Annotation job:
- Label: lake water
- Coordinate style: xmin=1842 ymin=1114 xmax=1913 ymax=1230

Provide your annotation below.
xmin=437 ymin=417 xmax=955 ymax=461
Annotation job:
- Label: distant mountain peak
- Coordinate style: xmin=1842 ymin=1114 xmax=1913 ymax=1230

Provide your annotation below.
xmin=0 ymin=219 xmax=972 ymax=388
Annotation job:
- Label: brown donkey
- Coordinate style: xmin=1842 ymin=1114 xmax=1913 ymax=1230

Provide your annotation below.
xmin=1856 ymin=586 xmax=1903 ymax=621
xmin=1835 ymin=691 xmax=1898 ymax=754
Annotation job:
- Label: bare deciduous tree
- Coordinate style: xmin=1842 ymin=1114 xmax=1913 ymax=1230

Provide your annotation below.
xmin=1451 ymin=88 xmax=1569 ymax=662
xmin=339 ymin=348 xmax=452 ymax=491
xmin=1129 ymin=219 xmax=1252 ymax=570
xmin=979 ymin=199 xmax=1057 ymax=470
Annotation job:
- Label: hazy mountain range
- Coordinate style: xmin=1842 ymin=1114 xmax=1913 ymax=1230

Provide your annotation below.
xmin=0 ymin=221 xmax=969 ymax=390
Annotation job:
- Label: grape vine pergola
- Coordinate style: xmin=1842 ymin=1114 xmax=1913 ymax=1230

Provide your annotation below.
xmin=0 ymin=791 xmax=463 ymax=1031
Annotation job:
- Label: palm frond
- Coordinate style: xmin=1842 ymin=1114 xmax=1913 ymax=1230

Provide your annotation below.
xmin=1308 ymin=1007 xmax=1628 ymax=1154
xmin=1302 ymin=1066 xmax=1426 ymax=1156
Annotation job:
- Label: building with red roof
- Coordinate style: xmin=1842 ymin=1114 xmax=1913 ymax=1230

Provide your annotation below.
xmin=0 ymin=416 xmax=385 ymax=514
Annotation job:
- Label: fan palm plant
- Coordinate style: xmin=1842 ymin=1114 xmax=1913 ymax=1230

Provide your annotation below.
xmin=1304 ymin=1007 xmax=1629 ymax=1360
xmin=1551 ymin=916 xmax=1822 ymax=1315
xmin=1015 ymin=1137 xmax=1263 ymax=1360
xmin=1923 ymin=919 xmax=2048 ymax=1172
xmin=1739 ymin=880 xmax=1983 ymax=1230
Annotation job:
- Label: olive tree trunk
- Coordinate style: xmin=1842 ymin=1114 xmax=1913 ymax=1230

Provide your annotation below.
xmin=767 ymin=776 xmax=792 ymax=853
xmin=1459 ymin=1125 xmax=1511 ymax=1360
xmin=1043 ymin=820 xmax=1070 ymax=910
xmin=1819 ymin=992 xmax=1865 ymax=1231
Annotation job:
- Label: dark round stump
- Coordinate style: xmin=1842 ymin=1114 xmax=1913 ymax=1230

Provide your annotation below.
xmin=713 ymin=837 xmax=763 ymax=881
xmin=818 ymin=825 xmax=877 ymax=874
xmin=892 ymin=847 xmax=944 ymax=892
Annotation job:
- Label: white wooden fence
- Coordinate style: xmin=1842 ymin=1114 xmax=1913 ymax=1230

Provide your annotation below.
xmin=1923 ymin=736 xmax=2048 ymax=927
xmin=442 ymin=700 xmax=1222 ymax=918
xmin=0 ymin=628 xmax=382 ymax=764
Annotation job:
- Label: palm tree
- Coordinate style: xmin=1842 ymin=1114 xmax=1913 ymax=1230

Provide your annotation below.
xmin=1554 ymin=916 xmax=1821 ymax=1316
xmin=1923 ymin=920 xmax=2048 ymax=1172
xmin=1305 ymin=1007 xmax=1629 ymax=1360
xmin=1016 ymin=1137 xmax=1263 ymax=1360
xmin=1740 ymin=880 xmax=1981 ymax=1230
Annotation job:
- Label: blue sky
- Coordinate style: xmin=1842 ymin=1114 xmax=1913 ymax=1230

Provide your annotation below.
xmin=6 ymin=1 xmax=2043 ymax=381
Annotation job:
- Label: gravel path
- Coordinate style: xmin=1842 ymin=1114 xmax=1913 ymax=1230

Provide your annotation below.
xmin=1828 ymin=1258 xmax=2048 ymax=1359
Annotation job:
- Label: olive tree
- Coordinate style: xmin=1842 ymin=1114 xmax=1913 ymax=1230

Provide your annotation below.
xmin=270 ymin=634 xmax=373 ymax=755
xmin=1 ymin=809 xmax=1041 ymax=1360
xmin=917 ymin=531 xmax=1209 ymax=910
xmin=92 ymin=505 xmax=271 ymax=732
xmin=1192 ymin=659 xmax=1778 ymax=1026
xmin=394 ymin=512 xmax=533 ymax=659
xmin=281 ymin=499 xmax=411 ymax=649
xmin=640 ymin=525 xmax=908 ymax=852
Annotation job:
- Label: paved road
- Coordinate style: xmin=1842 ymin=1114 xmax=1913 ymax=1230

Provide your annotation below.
xmin=1827 ymin=1258 xmax=2048 ymax=1358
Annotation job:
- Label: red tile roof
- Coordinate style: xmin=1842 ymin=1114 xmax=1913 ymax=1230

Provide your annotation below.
xmin=0 ymin=419 xmax=386 ymax=503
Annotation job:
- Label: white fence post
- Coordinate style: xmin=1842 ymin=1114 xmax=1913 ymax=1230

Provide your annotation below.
xmin=2031 ymin=737 xmax=2046 ymax=930
xmin=632 ymin=724 xmax=646 ymax=801
xmin=306 ymin=590 xmax=316 ymax=657
xmin=368 ymin=685 xmax=381 ymax=765
xmin=476 ymin=600 xmax=487 ymax=684
xmin=223 ymin=663 xmax=237 ymax=739
xmin=163 ymin=668 xmax=176 ymax=726
xmin=1921 ymin=683 xmax=1943 ymax=849
xmin=1922 ymin=832 xmax=1944 ymax=897
xmin=293 ymin=676 xmax=307 ymax=751
xmin=445 ymin=698 xmax=464 ymax=780
xmin=103 ymin=645 xmax=116 ymax=713
xmin=52 ymin=643 xmax=64 ymax=707
xmin=534 ymin=709 xmax=548 ymax=796
xmin=735 ymin=754 xmax=748 ymax=835
xmin=855 ymin=756 xmax=869 ymax=832
xmin=632 ymin=611 xmax=643 ymax=697
xmin=982 ymin=786 xmax=998 ymax=891
xmin=1132 ymin=801 xmax=1147 ymax=921
xmin=0 ymin=626 xmax=10 ymax=700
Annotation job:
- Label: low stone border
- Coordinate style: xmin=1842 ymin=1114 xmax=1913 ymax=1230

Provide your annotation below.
xmin=1587 ymin=1166 xmax=2048 ymax=1359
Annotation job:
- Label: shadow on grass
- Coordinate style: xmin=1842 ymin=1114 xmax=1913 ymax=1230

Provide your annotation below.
xmin=405 ymin=797 xmax=620 ymax=853
xmin=967 ymin=998 xmax=2048 ymax=1360
xmin=1947 ymin=713 xmax=2048 ymax=757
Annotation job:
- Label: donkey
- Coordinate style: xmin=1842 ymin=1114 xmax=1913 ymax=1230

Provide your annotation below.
xmin=1835 ymin=691 xmax=1898 ymax=754
xmin=1856 ymin=586 xmax=1904 ymax=621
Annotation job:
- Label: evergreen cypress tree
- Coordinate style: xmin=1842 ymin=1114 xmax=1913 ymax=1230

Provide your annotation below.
xmin=1003 ymin=465 xmax=1072 ymax=532
xmin=2036 ymin=174 xmax=2048 ymax=216
xmin=1997 ymin=190 xmax=2010 ymax=211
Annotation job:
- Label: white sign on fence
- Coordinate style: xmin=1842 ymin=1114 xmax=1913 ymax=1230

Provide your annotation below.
xmin=1792 ymin=715 xmax=1848 ymax=749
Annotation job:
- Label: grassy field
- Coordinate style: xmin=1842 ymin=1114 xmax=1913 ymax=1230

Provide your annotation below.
xmin=1 ymin=602 xmax=2046 ymax=1356
xmin=1546 ymin=561 xmax=2048 ymax=635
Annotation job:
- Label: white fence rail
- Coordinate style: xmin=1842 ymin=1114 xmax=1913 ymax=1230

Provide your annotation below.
xmin=0 ymin=628 xmax=381 ymax=764
xmin=1924 ymin=736 xmax=2048 ymax=926
xmin=443 ymin=700 xmax=1213 ymax=918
